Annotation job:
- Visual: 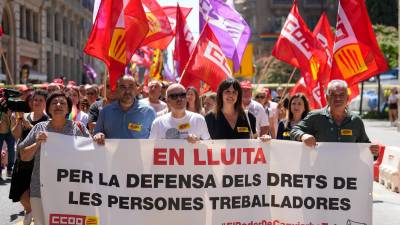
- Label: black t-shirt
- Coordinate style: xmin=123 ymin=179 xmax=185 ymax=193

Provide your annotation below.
xmin=205 ymin=111 xmax=256 ymax=139
xmin=17 ymin=113 xmax=48 ymax=162
xmin=21 ymin=113 xmax=49 ymax=142
xmin=276 ymin=120 xmax=292 ymax=140
xmin=87 ymin=99 xmax=104 ymax=124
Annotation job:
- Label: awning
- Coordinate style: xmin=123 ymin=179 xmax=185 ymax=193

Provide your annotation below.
xmin=0 ymin=73 xmax=7 ymax=80
xmin=29 ymin=71 xmax=48 ymax=81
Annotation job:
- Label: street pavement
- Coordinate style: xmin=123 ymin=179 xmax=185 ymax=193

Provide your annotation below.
xmin=366 ymin=120 xmax=400 ymax=225
xmin=0 ymin=119 xmax=399 ymax=225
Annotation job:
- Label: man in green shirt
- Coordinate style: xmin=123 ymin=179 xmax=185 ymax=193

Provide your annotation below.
xmin=290 ymin=80 xmax=379 ymax=155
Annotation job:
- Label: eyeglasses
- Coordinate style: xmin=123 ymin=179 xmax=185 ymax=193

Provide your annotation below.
xmin=86 ymin=92 xmax=95 ymax=96
xmin=255 ymin=95 xmax=266 ymax=99
xmin=168 ymin=92 xmax=187 ymax=100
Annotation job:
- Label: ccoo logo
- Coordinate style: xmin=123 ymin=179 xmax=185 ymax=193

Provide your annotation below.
xmin=49 ymin=214 xmax=98 ymax=225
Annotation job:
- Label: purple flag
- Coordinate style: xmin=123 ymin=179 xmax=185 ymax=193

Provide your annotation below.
xmin=163 ymin=60 xmax=176 ymax=82
xmin=199 ymin=0 xmax=251 ymax=72
xmin=83 ymin=64 xmax=97 ymax=83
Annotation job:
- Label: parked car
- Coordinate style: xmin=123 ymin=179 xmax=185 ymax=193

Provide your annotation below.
xmin=349 ymin=89 xmax=379 ymax=112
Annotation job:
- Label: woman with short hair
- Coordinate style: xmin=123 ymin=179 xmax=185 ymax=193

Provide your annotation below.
xmin=18 ymin=91 xmax=90 ymax=225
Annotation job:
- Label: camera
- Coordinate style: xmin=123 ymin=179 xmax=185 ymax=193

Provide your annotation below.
xmin=0 ymin=88 xmax=31 ymax=112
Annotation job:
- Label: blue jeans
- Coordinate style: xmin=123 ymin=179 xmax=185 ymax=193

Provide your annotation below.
xmin=0 ymin=132 xmax=15 ymax=172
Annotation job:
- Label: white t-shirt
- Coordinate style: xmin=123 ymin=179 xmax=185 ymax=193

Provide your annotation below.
xmin=76 ymin=111 xmax=89 ymax=126
xmin=156 ymin=107 xmax=169 ymax=117
xmin=265 ymin=101 xmax=278 ymax=118
xmin=140 ymin=98 xmax=167 ymax=112
xmin=149 ymin=111 xmax=210 ymax=140
xmin=265 ymin=101 xmax=279 ymax=137
xmin=245 ymin=100 xmax=269 ymax=134
xmin=388 ymin=94 xmax=399 ymax=104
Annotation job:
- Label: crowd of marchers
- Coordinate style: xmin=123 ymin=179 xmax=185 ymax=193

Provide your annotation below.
xmin=0 ymin=75 xmax=380 ymax=225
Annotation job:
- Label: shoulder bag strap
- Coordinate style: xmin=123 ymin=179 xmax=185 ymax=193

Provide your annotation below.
xmin=244 ymin=110 xmax=254 ymax=139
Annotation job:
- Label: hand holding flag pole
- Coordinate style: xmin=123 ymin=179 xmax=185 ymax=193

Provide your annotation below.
xmin=279 ymin=68 xmax=297 ymax=105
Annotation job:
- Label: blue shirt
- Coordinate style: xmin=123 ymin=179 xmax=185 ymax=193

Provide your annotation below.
xmin=94 ymin=100 xmax=156 ymax=139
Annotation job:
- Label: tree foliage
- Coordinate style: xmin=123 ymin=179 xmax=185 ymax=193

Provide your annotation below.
xmin=373 ymin=24 xmax=398 ymax=69
xmin=255 ymin=56 xmax=300 ymax=84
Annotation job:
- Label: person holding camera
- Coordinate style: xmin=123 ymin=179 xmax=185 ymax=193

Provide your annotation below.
xmin=0 ymin=88 xmax=31 ymax=180
xmin=0 ymin=105 xmax=15 ymax=179
xmin=9 ymin=89 xmax=48 ymax=225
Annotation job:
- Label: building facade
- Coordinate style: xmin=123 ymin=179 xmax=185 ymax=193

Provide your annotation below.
xmin=0 ymin=0 xmax=94 ymax=84
xmin=234 ymin=0 xmax=338 ymax=58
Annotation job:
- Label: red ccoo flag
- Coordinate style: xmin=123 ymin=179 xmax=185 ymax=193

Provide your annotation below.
xmin=291 ymin=77 xmax=325 ymax=109
xmin=312 ymin=12 xmax=335 ymax=108
xmin=313 ymin=12 xmax=359 ymax=103
xmin=272 ymin=1 xmax=326 ymax=108
xmin=0 ymin=25 xmax=3 ymax=37
xmin=313 ymin=12 xmax=334 ymax=88
xmin=174 ymin=4 xmax=200 ymax=90
xmin=84 ymin=0 xmax=149 ymax=89
xmin=331 ymin=0 xmax=388 ymax=86
xmin=182 ymin=23 xmax=232 ymax=91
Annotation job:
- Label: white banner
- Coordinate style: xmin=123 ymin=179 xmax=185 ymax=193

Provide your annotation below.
xmin=41 ymin=133 xmax=373 ymax=225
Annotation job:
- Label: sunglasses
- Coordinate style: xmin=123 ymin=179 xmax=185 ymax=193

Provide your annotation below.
xmin=168 ymin=92 xmax=187 ymax=100
xmin=255 ymin=95 xmax=266 ymax=99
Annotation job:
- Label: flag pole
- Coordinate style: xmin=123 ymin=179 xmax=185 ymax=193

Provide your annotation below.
xmin=279 ymin=68 xmax=297 ymax=105
xmin=256 ymin=56 xmax=274 ymax=85
xmin=178 ymin=20 xmax=210 ymax=85
xmin=103 ymin=67 xmax=108 ymax=99
xmin=0 ymin=49 xmax=14 ymax=85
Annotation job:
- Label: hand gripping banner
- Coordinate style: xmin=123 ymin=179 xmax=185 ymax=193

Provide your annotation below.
xmin=41 ymin=133 xmax=372 ymax=225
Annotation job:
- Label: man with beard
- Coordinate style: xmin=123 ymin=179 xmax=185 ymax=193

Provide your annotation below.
xmin=93 ymin=75 xmax=156 ymax=144
xmin=290 ymin=80 xmax=379 ymax=155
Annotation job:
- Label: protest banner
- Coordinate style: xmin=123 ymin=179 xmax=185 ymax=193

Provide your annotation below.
xmin=41 ymin=133 xmax=372 ymax=225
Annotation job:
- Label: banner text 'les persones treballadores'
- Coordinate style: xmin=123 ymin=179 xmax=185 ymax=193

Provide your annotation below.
xmin=41 ymin=133 xmax=373 ymax=225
